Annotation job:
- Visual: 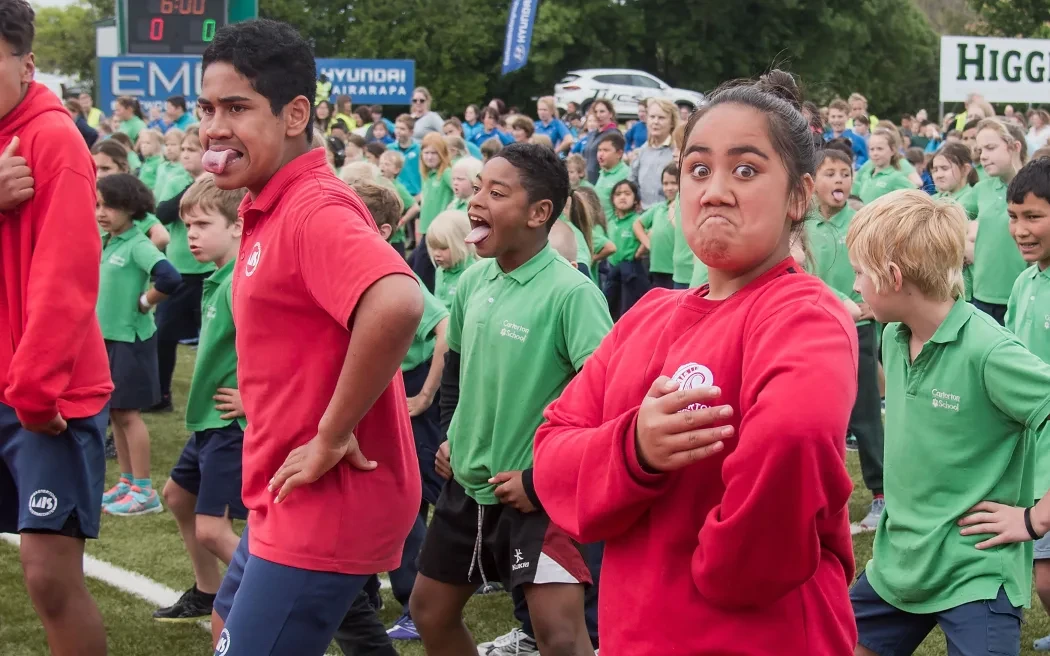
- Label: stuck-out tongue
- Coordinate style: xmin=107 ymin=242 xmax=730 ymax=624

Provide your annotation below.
xmin=832 ymin=190 xmax=845 ymax=202
xmin=465 ymin=225 xmax=491 ymax=244
xmin=202 ymin=149 xmax=239 ymax=175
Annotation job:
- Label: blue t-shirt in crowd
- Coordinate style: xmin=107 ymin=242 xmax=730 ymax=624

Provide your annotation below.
xmin=389 ymin=141 xmax=422 ymax=196
xmin=471 ymin=128 xmax=514 ymax=147
xmin=824 ymin=128 xmax=869 ymax=169
xmin=463 ymin=121 xmax=483 ymax=143
xmin=535 ymin=118 xmax=571 ymax=147
xmin=624 ymin=121 xmax=648 ymax=152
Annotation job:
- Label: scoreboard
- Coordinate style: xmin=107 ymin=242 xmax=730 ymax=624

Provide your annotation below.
xmin=123 ymin=0 xmax=227 ymax=55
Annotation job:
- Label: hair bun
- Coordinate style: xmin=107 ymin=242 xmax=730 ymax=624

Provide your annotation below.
xmin=757 ymin=70 xmax=802 ymax=110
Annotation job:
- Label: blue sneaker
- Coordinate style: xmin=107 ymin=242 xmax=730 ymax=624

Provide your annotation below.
xmin=386 ymin=611 xmax=420 ymax=640
xmin=101 ymin=478 xmax=130 ymax=506
xmin=105 ymin=486 xmax=163 ymax=516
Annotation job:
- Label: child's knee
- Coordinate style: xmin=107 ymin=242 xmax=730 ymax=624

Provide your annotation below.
xmin=408 ymin=582 xmax=456 ymax=633
xmin=195 ymin=514 xmax=233 ymax=553
xmin=22 ymin=557 xmax=73 ymax=618
xmin=531 ymin=619 xmax=583 ymax=656
xmin=162 ymin=479 xmax=194 ymax=516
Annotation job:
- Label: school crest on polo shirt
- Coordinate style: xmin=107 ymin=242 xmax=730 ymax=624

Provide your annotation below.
xmin=245 ymin=241 xmax=262 ymax=277
xmin=671 ymin=363 xmax=714 ymax=412
xmin=108 ymin=254 xmax=127 ymax=267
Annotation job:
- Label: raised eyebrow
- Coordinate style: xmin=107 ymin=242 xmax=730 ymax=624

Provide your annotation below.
xmin=727 ymin=145 xmax=770 ymax=160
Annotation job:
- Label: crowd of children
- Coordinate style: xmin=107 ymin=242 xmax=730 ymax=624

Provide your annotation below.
xmin=7 ymin=2 xmax=1050 ymax=654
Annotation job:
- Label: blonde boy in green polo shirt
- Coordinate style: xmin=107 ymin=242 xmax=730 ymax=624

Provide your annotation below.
xmin=411 ymin=143 xmax=610 ymax=656
xmin=593 ymin=131 xmax=630 ymax=222
xmin=847 ymin=190 xmax=1050 ymax=656
xmin=154 ymin=177 xmax=249 ymax=623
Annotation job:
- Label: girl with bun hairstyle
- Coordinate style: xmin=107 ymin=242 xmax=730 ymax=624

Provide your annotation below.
xmin=532 ymin=70 xmax=859 ymax=655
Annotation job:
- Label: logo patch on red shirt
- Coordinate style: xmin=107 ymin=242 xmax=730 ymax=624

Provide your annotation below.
xmin=245 ymin=241 xmax=262 ymax=277
xmin=671 ymin=362 xmax=714 ymax=412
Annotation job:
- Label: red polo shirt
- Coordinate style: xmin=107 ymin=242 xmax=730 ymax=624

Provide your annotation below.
xmin=234 ymin=148 xmax=421 ymax=574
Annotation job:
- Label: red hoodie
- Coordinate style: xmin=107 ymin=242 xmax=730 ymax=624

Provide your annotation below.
xmin=534 ymin=258 xmax=859 ymax=655
xmin=0 ymin=82 xmax=112 ymax=425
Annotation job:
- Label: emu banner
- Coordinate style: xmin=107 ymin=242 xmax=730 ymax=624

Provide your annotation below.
xmin=940 ymin=35 xmax=1050 ymax=103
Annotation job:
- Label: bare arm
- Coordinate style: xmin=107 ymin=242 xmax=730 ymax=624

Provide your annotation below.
xmin=633 ymin=218 xmax=651 ymax=251
xmin=147 ymin=223 xmax=170 ymax=251
xmin=593 ymin=241 xmax=616 ymax=263
xmin=965 ymin=221 xmax=978 ymax=265
xmin=408 ymin=317 xmax=448 ymax=416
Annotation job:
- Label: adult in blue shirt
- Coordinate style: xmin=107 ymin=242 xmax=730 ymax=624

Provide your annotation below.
xmin=165 ymin=96 xmax=197 ymax=133
xmin=535 ymin=96 xmax=573 ymax=155
xmin=824 ymin=99 xmax=867 ymax=169
xmin=462 ymin=104 xmax=483 ymax=143
xmin=470 ymin=106 xmax=514 ymax=147
xmin=624 ymin=100 xmax=648 ymax=154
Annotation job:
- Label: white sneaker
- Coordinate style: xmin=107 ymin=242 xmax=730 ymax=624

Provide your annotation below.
xmin=1035 ymin=634 xmax=1050 ymax=651
xmin=477 ymin=628 xmax=539 ymax=656
xmin=851 ymin=497 xmax=885 ymax=534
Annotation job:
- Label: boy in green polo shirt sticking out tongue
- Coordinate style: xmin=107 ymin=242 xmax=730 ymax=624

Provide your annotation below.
xmin=957 ymin=157 xmax=1050 ymax=652
xmin=410 ymin=143 xmax=612 ymax=656
xmin=153 ymin=176 xmax=250 ymax=624
xmin=847 ymin=189 xmax=1050 ymax=656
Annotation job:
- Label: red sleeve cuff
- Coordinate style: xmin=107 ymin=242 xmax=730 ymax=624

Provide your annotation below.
xmin=622 ymin=410 xmax=668 ymax=486
xmin=14 ymin=405 xmax=60 ymax=428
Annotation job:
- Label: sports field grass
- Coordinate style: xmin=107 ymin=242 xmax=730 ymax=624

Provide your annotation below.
xmin=1 ymin=346 xmax=1047 ymax=655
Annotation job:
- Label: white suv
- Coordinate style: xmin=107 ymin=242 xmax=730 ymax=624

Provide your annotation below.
xmin=554 ymin=69 xmax=705 ymax=118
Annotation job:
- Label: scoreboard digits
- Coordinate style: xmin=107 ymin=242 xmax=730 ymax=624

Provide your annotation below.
xmin=124 ymin=0 xmax=228 ymax=55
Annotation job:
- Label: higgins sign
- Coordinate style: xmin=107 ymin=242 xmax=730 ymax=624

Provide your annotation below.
xmin=941 ymin=36 xmax=1050 ymax=103
xmin=99 ymin=56 xmax=415 ymax=113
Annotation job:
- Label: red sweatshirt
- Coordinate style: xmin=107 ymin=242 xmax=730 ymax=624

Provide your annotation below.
xmin=534 ymin=258 xmax=859 ymax=655
xmin=0 ymin=83 xmax=112 ymax=425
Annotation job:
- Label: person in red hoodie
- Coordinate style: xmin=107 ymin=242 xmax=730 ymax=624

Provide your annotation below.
xmin=0 ymin=2 xmax=113 ymax=655
xmin=532 ymin=70 xmax=861 ymax=656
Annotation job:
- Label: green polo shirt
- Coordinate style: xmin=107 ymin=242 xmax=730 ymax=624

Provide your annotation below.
xmin=1006 ymin=264 xmax=1050 ymax=495
xmin=403 ymin=280 xmax=449 ymax=372
xmin=447 ymin=197 xmax=469 ymax=212
xmin=590 ymin=223 xmax=610 ymax=284
xmin=156 ymin=166 xmax=193 ymax=204
xmin=594 ymin=161 xmax=630 ymax=223
xmin=151 ymin=160 xmax=179 ymax=195
xmin=672 ymin=196 xmax=694 ymax=285
xmin=390 ymin=178 xmax=416 ymax=244
xmin=963 ymin=177 xmax=1026 ymax=305
xmin=804 ymin=206 xmax=870 ymax=326
xmin=852 ymin=165 xmax=914 ymax=204
xmin=98 ymin=213 xmax=161 ymax=241
xmin=866 ymin=299 xmax=1050 ymax=613
xmin=167 ymin=218 xmax=216 ymax=276
xmin=639 ymin=201 xmax=674 ymax=274
xmin=447 ymin=244 xmax=612 ymax=504
xmin=185 ymin=261 xmax=246 ymax=432
xmin=559 ymin=216 xmax=591 ymax=267
xmin=935 ymin=187 xmax=977 ymax=300
xmin=690 ymin=257 xmax=709 ymax=288
xmin=97 ymin=228 xmax=166 ymax=343
xmin=138 ymin=155 xmax=163 ymax=190
xmin=435 ymin=259 xmax=474 ymax=309
xmin=419 ymin=168 xmax=454 ymax=234
xmin=976 ymin=163 xmax=990 ymax=181
xmin=607 ymin=211 xmax=641 ymax=266
xmin=857 ymin=157 xmax=916 ymax=179
xmin=118 ymin=116 xmax=146 ymax=143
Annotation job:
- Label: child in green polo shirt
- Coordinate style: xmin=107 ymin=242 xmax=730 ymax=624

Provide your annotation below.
xmin=559 ymin=193 xmax=595 ymax=281
xmin=593 ymin=131 xmax=630 ymax=222
xmin=852 ymin=128 xmax=915 ymax=204
xmin=426 ymin=209 xmax=477 ymax=309
xmin=378 ymin=149 xmax=419 ymax=258
xmin=847 ymin=189 xmax=1050 ymax=656
xmin=604 ymin=179 xmax=649 ymax=319
xmin=932 ymin=142 xmax=979 ymax=300
xmin=805 ymin=148 xmax=885 ymax=532
xmin=963 ymin=158 xmax=1050 ymax=651
xmin=411 ymin=143 xmax=611 ymax=656
xmin=633 ymin=162 xmax=679 ymax=289
xmin=573 ymin=185 xmax=616 ymax=286
xmin=566 ymin=154 xmax=593 ymax=191
xmin=447 ymin=156 xmax=481 ymax=212
xmin=136 ymin=129 xmax=165 ymax=190
xmin=963 ymin=118 xmax=1029 ymax=325
xmin=153 ymin=176 xmax=249 ymax=622
xmin=670 ymin=195 xmax=693 ymax=289
xmin=411 ymin=132 xmax=455 ymax=292
xmin=92 ymin=139 xmax=171 ymax=250
xmin=95 ymin=174 xmax=183 ymax=517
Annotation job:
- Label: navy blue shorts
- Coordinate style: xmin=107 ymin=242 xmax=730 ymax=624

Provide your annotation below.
xmin=403 ymin=360 xmax=443 ymax=506
xmin=169 ymin=423 xmax=247 ymax=520
xmin=213 ymin=526 xmax=369 ymax=656
xmin=851 ymin=571 xmax=1022 ymax=656
xmin=0 ymin=402 xmax=108 ymax=538
xmin=105 ymin=336 xmax=160 ymax=410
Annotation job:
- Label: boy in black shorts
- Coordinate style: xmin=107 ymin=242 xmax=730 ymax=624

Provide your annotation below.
xmin=0 ymin=2 xmax=112 ymax=653
xmin=153 ymin=177 xmax=249 ymax=622
xmin=409 ymin=144 xmax=612 ymax=656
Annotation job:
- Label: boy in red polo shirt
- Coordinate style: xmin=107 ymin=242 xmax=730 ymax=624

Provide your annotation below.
xmin=197 ymin=20 xmax=424 ymax=656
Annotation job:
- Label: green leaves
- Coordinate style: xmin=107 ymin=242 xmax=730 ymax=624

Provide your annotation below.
xmin=968 ymin=0 xmax=1050 ymax=38
xmin=32 ymin=2 xmax=100 ymax=84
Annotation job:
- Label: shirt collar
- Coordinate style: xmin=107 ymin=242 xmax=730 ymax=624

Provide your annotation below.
xmin=239 ymin=149 xmax=328 ymax=221
xmin=205 ymin=259 xmax=235 ymax=289
xmin=483 ymin=244 xmax=557 ymax=284
xmin=105 ymin=226 xmax=138 ymax=245
xmin=894 ymin=297 xmax=973 ymax=347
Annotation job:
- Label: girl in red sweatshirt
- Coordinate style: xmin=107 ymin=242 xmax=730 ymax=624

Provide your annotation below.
xmin=532 ymin=71 xmax=860 ymax=655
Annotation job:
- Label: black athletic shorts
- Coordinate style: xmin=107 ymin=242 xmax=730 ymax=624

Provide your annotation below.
xmin=417 ymin=478 xmax=591 ymax=591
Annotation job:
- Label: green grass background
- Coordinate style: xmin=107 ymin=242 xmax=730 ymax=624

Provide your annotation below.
xmin=2 ymin=347 xmax=1048 ymax=654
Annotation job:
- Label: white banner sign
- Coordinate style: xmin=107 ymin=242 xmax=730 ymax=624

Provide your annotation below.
xmin=940 ymin=35 xmax=1050 ymax=103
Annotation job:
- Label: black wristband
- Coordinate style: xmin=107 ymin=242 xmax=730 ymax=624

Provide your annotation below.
xmin=1025 ymin=506 xmax=1041 ymax=540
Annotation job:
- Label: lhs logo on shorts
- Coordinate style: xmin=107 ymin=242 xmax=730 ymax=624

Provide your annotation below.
xmin=671 ymin=363 xmax=715 ymax=412
xmin=245 ymin=242 xmax=262 ymax=277
xmin=28 ymin=489 xmax=57 ymax=517
xmin=216 ymin=628 xmax=231 ymax=655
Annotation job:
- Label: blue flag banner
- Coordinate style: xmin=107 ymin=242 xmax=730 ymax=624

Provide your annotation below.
xmin=502 ymin=0 xmax=537 ymax=76
xmin=98 ymin=56 xmax=415 ymax=113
